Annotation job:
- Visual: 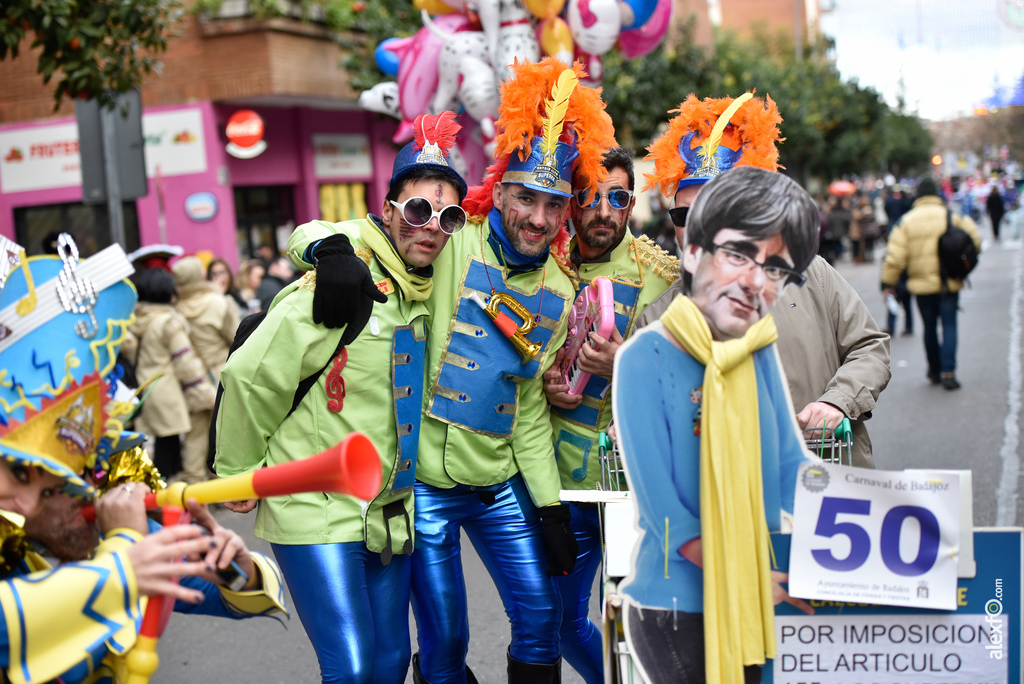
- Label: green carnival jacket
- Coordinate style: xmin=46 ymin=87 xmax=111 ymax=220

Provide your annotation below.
xmin=217 ymin=219 xmax=427 ymax=557
xmin=551 ymin=233 xmax=679 ymax=490
xmin=288 ymin=216 xmax=573 ymax=508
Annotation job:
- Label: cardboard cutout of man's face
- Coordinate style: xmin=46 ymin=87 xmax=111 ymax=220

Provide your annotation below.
xmin=682 ymin=228 xmax=794 ymax=341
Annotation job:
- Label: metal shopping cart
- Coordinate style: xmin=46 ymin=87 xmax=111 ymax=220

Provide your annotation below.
xmin=803 ymin=416 xmax=853 ymax=465
xmin=597 ymin=433 xmax=639 ymax=684
xmin=558 ymin=432 xmax=637 ymax=684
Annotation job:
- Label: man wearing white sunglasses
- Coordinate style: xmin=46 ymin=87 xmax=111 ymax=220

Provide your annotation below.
xmin=216 ymin=112 xmax=468 ymax=683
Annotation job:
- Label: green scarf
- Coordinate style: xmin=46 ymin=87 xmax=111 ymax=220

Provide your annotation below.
xmin=659 ymin=295 xmax=779 ymax=683
xmin=361 ymin=222 xmax=433 ymax=301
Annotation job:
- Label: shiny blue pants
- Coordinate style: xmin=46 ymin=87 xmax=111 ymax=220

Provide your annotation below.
xmin=271 ymin=542 xmax=411 ymax=684
xmin=411 ymin=475 xmax=561 ymax=684
xmin=555 ymin=504 xmax=604 ymax=684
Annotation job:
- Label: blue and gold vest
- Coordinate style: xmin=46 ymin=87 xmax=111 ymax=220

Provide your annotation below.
xmin=427 ymin=255 xmax=569 ymax=439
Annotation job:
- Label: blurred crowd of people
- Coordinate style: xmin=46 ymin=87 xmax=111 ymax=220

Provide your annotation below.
xmin=119 ymin=244 xmax=298 ymax=483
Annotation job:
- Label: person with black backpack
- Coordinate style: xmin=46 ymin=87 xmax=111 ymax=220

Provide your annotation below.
xmin=882 ymin=176 xmax=981 ymax=390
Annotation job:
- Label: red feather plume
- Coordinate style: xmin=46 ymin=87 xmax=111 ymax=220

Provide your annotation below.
xmin=414 ymin=111 xmax=461 ymax=154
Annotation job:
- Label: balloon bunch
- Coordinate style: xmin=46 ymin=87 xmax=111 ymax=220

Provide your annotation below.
xmin=358 ymin=0 xmax=672 ymax=185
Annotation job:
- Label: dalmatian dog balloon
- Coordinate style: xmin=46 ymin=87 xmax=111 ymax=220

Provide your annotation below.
xmin=422 ymin=10 xmax=492 ymax=116
xmin=478 ymin=0 xmax=541 ymax=81
xmin=357 ymin=81 xmax=402 ymax=120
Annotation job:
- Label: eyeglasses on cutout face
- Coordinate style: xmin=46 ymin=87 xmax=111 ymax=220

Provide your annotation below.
xmin=575 ymin=189 xmax=634 ymax=210
xmin=705 ymin=242 xmax=807 ymax=287
xmin=389 ymin=196 xmax=468 ymax=235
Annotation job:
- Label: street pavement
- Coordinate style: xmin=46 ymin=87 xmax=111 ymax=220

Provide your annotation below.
xmin=153 ymin=211 xmax=1024 ymax=683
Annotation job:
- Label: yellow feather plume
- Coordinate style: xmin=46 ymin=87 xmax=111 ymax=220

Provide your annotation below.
xmin=540 ymin=69 xmax=578 ymax=158
xmin=700 ymin=92 xmax=754 ymax=160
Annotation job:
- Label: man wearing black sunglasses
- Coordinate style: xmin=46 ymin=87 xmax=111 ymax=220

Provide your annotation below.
xmin=217 ymin=112 xmax=469 ymax=683
xmin=635 ymin=93 xmax=890 ymax=470
xmin=541 ymin=147 xmax=679 ymax=684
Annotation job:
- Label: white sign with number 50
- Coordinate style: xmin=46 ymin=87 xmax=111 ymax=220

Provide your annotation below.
xmin=788 ymin=461 xmax=960 ymax=611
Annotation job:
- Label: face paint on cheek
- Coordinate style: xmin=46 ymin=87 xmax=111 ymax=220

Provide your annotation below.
xmin=508 ymin=209 xmax=520 ymax=227
xmin=398 ymin=222 xmax=417 ymax=241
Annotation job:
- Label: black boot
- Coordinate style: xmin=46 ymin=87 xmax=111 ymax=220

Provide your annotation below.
xmin=413 ymin=654 xmax=479 ymax=684
xmin=412 ymin=654 xmax=430 ymax=684
xmin=507 ymin=649 xmax=561 ymax=684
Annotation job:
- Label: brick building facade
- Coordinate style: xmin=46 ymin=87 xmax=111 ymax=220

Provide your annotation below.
xmin=0 ymin=5 xmax=396 ymax=265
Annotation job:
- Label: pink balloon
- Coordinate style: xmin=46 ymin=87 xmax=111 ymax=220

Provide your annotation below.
xmin=456 ymin=121 xmax=489 ymax=186
xmin=391 ymin=14 xmax=469 ymax=125
xmin=617 ymin=0 xmax=671 ymax=59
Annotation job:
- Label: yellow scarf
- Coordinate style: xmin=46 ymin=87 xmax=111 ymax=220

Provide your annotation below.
xmin=361 ymin=222 xmax=434 ymax=302
xmin=659 ymin=295 xmax=779 ymax=683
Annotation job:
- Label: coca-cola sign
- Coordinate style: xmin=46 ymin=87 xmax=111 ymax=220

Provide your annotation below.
xmin=225 ymin=110 xmax=266 ymax=159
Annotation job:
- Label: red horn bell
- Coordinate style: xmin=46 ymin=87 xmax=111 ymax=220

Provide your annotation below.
xmin=250 ymin=433 xmax=382 ymax=501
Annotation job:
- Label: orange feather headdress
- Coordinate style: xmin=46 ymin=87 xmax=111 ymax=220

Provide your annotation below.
xmin=643 ymin=92 xmax=783 ymax=199
xmin=463 ymin=59 xmax=617 ymax=219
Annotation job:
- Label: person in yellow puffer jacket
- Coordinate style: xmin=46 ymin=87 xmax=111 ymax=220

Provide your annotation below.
xmin=882 ymin=176 xmax=981 ymax=390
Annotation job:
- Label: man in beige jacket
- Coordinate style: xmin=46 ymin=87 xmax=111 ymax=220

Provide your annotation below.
xmin=635 ymin=93 xmax=891 ymax=468
xmin=882 ymin=177 xmax=981 ymax=390
xmin=172 ymin=256 xmax=239 ymax=482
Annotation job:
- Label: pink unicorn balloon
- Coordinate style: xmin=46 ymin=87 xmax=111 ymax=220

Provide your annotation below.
xmin=390 ymin=13 xmax=470 ymax=143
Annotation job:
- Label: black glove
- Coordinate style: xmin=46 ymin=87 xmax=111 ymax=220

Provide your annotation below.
xmin=311 ymin=233 xmax=388 ymax=340
xmin=538 ymin=503 xmax=578 ymax=576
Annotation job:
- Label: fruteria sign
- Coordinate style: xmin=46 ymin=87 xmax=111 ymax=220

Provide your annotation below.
xmin=765 ymin=529 xmax=1021 ymax=684
xmin=0 ymin=108 xmax=208 ymax=194
xmin=0 ymin=123 xmax=81 ymax=193
xmin=225 ymin=110 xmax=266 ymax=159
xmin=142 ymin=108 xmax=207 ymax=177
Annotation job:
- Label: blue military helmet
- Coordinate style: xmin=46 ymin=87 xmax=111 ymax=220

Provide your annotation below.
xmin=0 ymin=235 xmax=136 ymax=499
xmin=389 ymin=111 xmax=468 ymax=202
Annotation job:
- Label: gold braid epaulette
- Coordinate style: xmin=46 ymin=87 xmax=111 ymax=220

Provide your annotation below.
xmin=630 ymin=235 xmax=680 ymax=285
xmin=297 ymin=247 xmax=374 ymax=292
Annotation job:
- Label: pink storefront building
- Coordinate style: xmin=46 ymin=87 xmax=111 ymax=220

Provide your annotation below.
xmin=0 ymin=6 xmax=398 ymax=266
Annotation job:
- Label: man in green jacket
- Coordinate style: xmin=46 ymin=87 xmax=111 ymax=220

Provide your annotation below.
xmin=290 ymin=60 xmax=616 ymax=684
xmin=216 ymin=112 xmax=468 ymax=684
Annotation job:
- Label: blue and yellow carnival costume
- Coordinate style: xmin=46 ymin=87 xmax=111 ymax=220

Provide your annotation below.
xmin=223 ymin=113 xmax=468 ymax=683
xmin=0 ymin=239 xmax=285 ymax=684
